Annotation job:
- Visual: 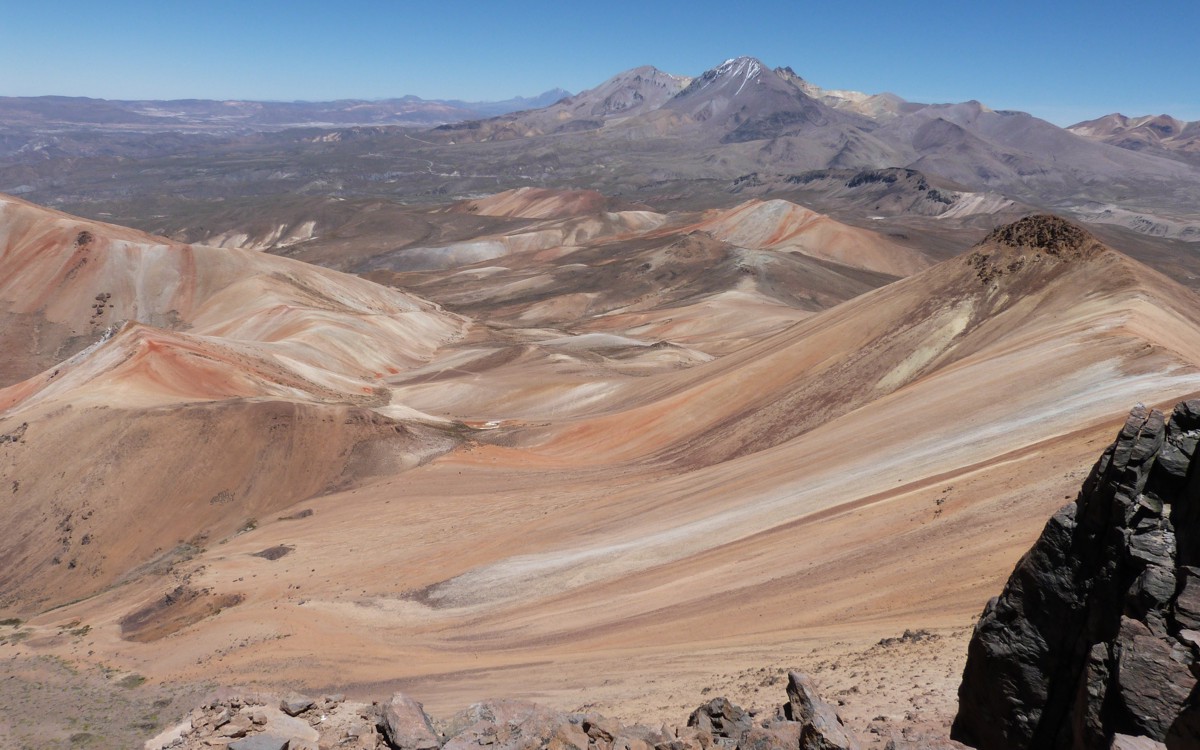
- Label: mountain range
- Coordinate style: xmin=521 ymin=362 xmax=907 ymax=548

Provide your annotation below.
xmin=4 ymin=56 xmax=1199 ymax=247
xmin=0 ymin=88 xmax=572 ymax=135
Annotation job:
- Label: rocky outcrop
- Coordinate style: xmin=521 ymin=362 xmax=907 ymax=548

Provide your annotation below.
xmin=982 ymin=214 xmax=1098 ymax=256
xmin=952 ymin=400 xmax=1200 ymax=750
xmin=146 ymin=673 xmax=859 ymax=750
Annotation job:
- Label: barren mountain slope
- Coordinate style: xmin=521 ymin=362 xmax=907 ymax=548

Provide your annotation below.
xmin=428 ymin=66 xmax=688 ymax=143
xmin=873 ymin=101 xmax=1200 ymax=217
xmin=360 ymin=193 xmax=927 ymax=392
xmin=691 ymin=198 xmax=930 ymax=276
xmin=1069 ymin=112 xmax=1200 ymax=164
xmin=10 ymin=216 xmax=1200 ymax=745
xmin=0 ymin=195 xmax=468 ymax=611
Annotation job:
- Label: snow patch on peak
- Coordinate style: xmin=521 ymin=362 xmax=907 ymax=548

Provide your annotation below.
xmin=684 ymin=57 xmax=766 ymax=97
xmin=715 ymin=57 xmax=764 ymax=81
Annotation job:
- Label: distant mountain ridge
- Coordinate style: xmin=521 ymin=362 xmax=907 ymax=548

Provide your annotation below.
xmin=0 ymin=88 xmax=573 ymax=134
xmin=1068 ymin=112 xmax=1200 ymax=165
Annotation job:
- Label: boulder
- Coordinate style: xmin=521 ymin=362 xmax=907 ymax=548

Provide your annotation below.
xmin=382 ymin=693 xmax=442 ymax=750
xmin=687 ymin=697 xmax=754 ymax=743
xmin=280 ymin=692 xmax=314 ymax=717
xmin=785 ymin=672 xmax=860 ymax=750
xmin=953 ymin=401 xmax=1200 ymax=750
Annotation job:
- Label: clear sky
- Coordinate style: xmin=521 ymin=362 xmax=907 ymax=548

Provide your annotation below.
xmin=2 ymin=0 xmax=1196 ymax=126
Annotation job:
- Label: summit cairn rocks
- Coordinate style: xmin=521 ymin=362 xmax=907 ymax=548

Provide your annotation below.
xmin=952 ymin=400 xmax=1200 ymax=750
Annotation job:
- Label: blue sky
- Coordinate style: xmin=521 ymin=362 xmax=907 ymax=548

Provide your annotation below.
xmin=2 ymin=0 xmax=1196 ymax=125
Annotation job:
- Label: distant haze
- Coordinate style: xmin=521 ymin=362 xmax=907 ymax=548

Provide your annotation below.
xmin=2 ymin=1 xmax=1197 ymax=125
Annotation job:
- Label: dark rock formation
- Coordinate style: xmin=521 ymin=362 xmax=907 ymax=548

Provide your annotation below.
xmin=952 ymin=400 xmax=1200 ymax=750
xmin=687 ymin=697 xmax=754 ymax=745
xmin=982 ymin=214 xmax=1097 ymax=256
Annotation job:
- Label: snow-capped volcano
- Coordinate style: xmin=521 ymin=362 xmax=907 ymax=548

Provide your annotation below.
xmin=663 ymin=56 xmax=848 ymax=143
xmin=676 ymin=56 xmax=769 ymax=99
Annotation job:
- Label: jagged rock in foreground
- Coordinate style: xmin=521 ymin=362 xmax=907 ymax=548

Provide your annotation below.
xmin=953 ymin=400 xmax=1200 ymax=750
xmin=383 ymin=693 xmax=442 ymax=750
xmin=784 ymin=671 xmax=861 ymax=750
xmin=145 ymin=672 xmax=859 ymax=750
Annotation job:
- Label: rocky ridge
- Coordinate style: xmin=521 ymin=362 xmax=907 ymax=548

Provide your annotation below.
xmin=953 ymin=399 xmax=1200 ymax=749
xmin=145 ymin=673 xmax=872 ymax=750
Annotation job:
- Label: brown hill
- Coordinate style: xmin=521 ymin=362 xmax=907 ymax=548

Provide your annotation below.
xmin=0 ymin=194 xmax=467 ymax=611
xmin=690 ymin=198 xmax=930 ymax=276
